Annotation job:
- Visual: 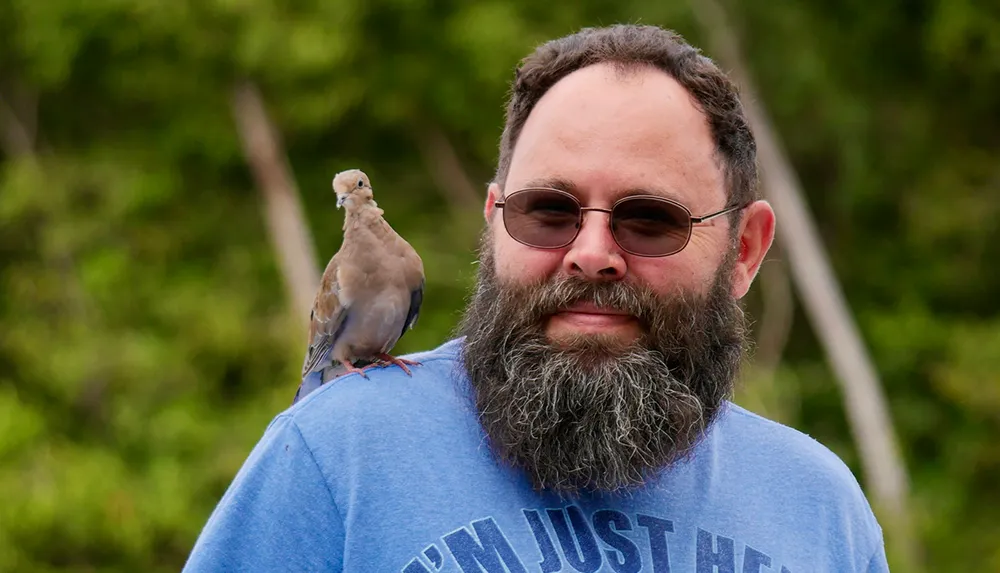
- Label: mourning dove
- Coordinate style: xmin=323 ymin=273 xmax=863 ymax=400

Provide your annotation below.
xmin=294 ymin=169 xmax=425 ymax=403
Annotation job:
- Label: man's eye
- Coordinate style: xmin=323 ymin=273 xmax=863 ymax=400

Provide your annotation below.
xmin=528 ymin=200 xmax=576 ymax=215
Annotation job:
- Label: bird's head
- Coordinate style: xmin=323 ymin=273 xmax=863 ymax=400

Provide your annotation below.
xmin=332 ymin=169 xmax=374 ymax=210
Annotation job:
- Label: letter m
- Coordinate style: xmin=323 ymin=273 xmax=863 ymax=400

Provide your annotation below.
xmin=443 ymin=518 xmax=528 ymax=573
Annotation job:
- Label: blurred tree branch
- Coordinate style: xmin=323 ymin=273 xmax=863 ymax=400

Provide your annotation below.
xmin=754 ymin=248 xmax=794 ymax=376
xmin=231 ymin=81 xmax=320 ymax=334
xmin=0 ymin=81 xmax=39 ymax=158
xmin=415 ymin=123 xmax=484 ymax=214
xmin=688 ymin=0 xmax=920 ymax=568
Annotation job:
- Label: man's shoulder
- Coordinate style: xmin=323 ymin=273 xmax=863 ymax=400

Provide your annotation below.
xmin=711 ymin=402 xmax=877 ymax=510
xmin=705 ymin=403 xmax=886 ymax=564
xmin=281 ymin=338 xmax=470 ymax=437
xmin=716 ymin=403 xmax=858 ymax=478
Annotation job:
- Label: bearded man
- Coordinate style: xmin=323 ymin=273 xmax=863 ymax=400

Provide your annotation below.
xmin=184 ymin=24 xmax=890 ymax=573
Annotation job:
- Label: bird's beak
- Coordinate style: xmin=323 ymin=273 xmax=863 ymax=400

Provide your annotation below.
xmin=336 ymin=194 xmax=346 ymax=209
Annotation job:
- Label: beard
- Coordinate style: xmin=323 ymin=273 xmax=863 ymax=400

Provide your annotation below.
xmin=456 ymin=230 xmax=751 ymax=496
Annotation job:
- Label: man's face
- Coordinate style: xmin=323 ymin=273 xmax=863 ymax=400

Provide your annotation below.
xmin=487 ymin=63 xmax=748 ymax=343
xmin=459 ymin=63 xmax=774 ymax=495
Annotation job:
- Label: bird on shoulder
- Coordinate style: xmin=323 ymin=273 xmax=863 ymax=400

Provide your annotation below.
xmin=294 ymin=168 xmax=425 ymax=403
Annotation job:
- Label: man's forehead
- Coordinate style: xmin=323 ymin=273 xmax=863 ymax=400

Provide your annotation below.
xmin=505 ymin=63 xmax=725 ymax=210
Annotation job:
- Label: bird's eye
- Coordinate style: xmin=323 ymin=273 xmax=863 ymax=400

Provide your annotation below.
xmin=357 ymin=180 xmax=364 ymax=188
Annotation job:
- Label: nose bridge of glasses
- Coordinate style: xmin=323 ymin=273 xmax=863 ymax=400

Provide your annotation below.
xmin=579 ymin=206 xmax=614 ymax=215
xmin=577 ymin=206 xmax=615 ymax=233
xmin=572 ymin=206 xmax=621 ymax=254
xmin=565 ymin=204 xmax=628 ymax=274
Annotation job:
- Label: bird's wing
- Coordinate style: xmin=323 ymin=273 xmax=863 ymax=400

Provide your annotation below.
xmin=400 ymin=277 xmax=424 ymax=340
xmin=300 ymin=255 xmax=350 ymax=377
xmin=387 ymin=227 xmax=426 ymax=342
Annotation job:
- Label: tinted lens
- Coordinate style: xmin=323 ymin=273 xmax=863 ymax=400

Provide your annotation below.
xmin=612 ymin=197 xmax=691 ymax=256
xmin=502 ymin=189 xmax=581 ymax=248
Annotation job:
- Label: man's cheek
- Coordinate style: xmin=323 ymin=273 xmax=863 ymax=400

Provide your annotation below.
xmin=496 ymin=246 xmax=559 ymax=282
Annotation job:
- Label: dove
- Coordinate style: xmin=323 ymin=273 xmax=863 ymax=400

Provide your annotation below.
xmin=294 ymin=169 xmax=425 ymax=402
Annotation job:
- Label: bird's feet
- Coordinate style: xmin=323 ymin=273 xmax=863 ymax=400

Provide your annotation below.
xmin=373 ymin=353 xmax=421 ymax=376
xmin=339 ymin=359 xmax=371 ymax=379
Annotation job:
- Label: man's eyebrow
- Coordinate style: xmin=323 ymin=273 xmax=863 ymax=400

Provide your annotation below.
xmin=511 ymin=178 xmax=688 ymax=204
xmin=517 ymin=177 xmax=579 ymax=193
xmin=610 ymin=185 xmax=687 ymax=204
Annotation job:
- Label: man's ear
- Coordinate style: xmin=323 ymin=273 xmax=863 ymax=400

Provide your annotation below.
xmin=731 ymin=200 xmax=776 ymax=299
xmin=485 ymin=182 xmax=502 ymax=224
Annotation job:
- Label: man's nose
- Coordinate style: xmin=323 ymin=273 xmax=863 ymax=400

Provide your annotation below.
xmin=562 ymin=211 xmax=627 ymax=280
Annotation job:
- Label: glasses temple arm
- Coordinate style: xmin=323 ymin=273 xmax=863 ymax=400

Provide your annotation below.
xmin=690 ymin=202 xmax=750 ymax=224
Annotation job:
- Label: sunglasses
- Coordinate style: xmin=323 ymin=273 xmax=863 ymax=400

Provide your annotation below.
xmin=494 ymin=187 xmax=748 ymax=257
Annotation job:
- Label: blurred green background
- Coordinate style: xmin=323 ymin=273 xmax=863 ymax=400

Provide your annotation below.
xmin=1 ymin=0 xmax=997 ymax=571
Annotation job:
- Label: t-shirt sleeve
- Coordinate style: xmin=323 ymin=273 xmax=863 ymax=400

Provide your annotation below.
xmin=182 ymin=414 xmax=344 ymax=572
xmin=864 ymin=537 xmax=890 ymax=573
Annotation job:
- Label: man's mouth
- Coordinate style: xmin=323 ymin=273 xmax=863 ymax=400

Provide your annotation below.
xmin=547 ymin=302 xmax=637 ymax=332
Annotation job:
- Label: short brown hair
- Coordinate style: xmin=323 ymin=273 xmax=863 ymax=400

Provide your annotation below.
xmin=494 ymin=24 xmax=759 ymax=209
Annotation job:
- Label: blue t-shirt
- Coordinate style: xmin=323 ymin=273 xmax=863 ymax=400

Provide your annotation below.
xmin=183 ymin=338 xmax=889 ymax=572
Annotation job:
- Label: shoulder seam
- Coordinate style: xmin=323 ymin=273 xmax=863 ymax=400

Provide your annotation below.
xmin=285 ymin=416 xmax=346 ymax=529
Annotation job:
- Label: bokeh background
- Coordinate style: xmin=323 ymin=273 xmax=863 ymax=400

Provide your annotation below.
xmin=1 ymin=0 xmax=998 ymax=571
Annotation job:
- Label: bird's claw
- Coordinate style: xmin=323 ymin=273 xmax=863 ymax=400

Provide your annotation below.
xmin=343 ymin=354 xmax=421 ymax=378
xmin=339 ymin=359 xmax=370 ymax=379
xmin=374 ymin=353 xmax=421 ymax=376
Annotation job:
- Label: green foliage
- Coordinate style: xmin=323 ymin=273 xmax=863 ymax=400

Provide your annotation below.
xmin=1 ymin=0 xmax=997 ymax=570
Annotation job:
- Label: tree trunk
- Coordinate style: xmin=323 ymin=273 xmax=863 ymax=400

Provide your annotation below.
xmin=415 ymin=123 xmax=484 ymax=214
xmin=230 ymin=81 xmax=320 ymax=334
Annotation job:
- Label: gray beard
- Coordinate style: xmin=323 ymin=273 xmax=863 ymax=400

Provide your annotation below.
xmin=456 ymin=231 xmax=750 ymax=496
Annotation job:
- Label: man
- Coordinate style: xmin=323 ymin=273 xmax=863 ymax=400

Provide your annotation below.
xmin=184 ymin=24 xmax=890 ymax=572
